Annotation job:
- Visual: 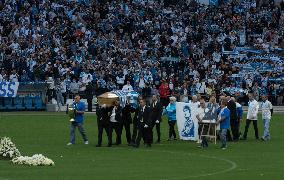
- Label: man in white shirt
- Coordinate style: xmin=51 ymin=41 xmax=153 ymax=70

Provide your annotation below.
xmin=122 ymin=81 xmax=133 ymax=92
xmin=189 ymin=95 xmax=200 ymax=109
xmin=241 ymin=93 xmax=259 ymax=140
xmin=9 ymin=70 xmax=19 ymax=82
xmin=196 ymin=99 xmax=206 ymax=145
xmin=260 ymin=95 xmax=273 ymax=141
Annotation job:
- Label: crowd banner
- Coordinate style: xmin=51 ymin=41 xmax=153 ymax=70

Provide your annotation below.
xmin=111 ymin=90 xmax=139 ymax=108
xmin=176 ymin=102 xmax=199 ymax=141
xmin=0 ymin=82 xmax=20 ymax=97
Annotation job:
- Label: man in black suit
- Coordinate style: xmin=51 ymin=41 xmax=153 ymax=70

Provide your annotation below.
xmin=121 ymin=98 xmax=134 ymax=145
xmin=227 ymin=96 xmax=238 ymax=141
xmin=150 ymin=95 xmax=163 ymax=143
xmin=134 ymin=98 xmax=152 ymax=148
xmin=131 ymin=97 xmax=141 ymax=145
xmin=96 ymin=104 xmax=110 ymax=147
xmin=108 ymin=100 xmax=122 ymax=147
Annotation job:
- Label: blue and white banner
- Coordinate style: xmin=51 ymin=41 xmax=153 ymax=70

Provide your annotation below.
xmin=112 ymin=90 xmax=139 ymax=108
xmin=0 ymin=82 xmax=20 ymax=97
xmin=176 ymin=102 xmax=199 ymax=141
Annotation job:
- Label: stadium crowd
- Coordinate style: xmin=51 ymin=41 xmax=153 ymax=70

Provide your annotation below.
xmin=0 ymin=0 xmax=283 ymax=106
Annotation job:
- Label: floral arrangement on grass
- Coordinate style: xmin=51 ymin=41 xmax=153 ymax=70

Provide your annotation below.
xmin=0 ymin=137 xmax=21 ymax=159
xmin=12 ymin=154 xmax=55 ymax=166
xmin=0 ymin=137 xmax=55 ymax=166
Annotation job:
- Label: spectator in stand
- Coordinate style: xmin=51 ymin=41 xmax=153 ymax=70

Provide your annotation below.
xmin=159 ymin=80 xmax=170 ymax=107
xmin=122 ymin=81 xmax=133 ymax=92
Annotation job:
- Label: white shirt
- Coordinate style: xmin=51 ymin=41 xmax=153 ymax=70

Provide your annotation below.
xmin=116 ymin=75 xmax=125 ymax=85
xmin=189 ymin=101 xmax=200 ymax=109
xmin=261 ymin=100 xmax=273 ymax=120
xmin=9 ymin=74 xmax=18 ymax=82
xmin=122 ymin=84 xmax=133 ymax=92
xmin=247 ymin=99 xmax=259 ymax=120
xmin=110 ymin=107 xmax=117 ymax=122
xmin=196 ymin=107 xmax=205 ymax=121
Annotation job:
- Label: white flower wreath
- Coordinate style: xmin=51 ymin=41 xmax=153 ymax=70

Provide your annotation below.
xmin=0 ymin=137 xmax=21 ymax=159
xmin=12 ymin=154 xmax=55 ymax=166
xmin=0 ymin=137 xmax=55 ymax=166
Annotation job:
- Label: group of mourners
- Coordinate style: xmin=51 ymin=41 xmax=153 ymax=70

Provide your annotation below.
xmin=67 ymin=92 xmax=273 ymax=149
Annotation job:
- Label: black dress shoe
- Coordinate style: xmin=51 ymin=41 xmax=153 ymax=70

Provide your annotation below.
xmin=95 ymin=144 xmax=101 ymax=147
xmin=107 ymin=144 xmax=112 ymax=147
xmin=145 ymin=144 xmax=151 ymax=148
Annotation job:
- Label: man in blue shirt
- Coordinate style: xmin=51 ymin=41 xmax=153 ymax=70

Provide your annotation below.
xmin=67 ymin=95 xmax=88 ymax=145
xmin=217 ymin=101 xmax=230 ymax=149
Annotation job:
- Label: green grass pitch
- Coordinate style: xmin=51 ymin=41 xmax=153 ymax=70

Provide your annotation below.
xmin=0 ymin=112 xmax=284 ymax=180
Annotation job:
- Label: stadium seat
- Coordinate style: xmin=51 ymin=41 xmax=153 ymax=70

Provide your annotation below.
xmin=0 ymin=97 xmax=5 ymax=111
xmin=14 ymin=97 xmax=25 ymax=110
xmin=34 ymin=96 xmax=45 ymax=110
xmin=4 ymin=97 xmax=14 ymax=110
xmin=24 ymin=96 xmax=35 ymax=110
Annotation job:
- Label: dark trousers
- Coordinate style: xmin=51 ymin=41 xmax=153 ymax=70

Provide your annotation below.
xmin=97 ymin=123 xmax=109 ymax=146
xmin=120 ymin=122 xmax=131 ymax=144
xmin=152 ymin=122 xmax=161 ymax=142
xmin=230 ymin=120 xmax=240 ymax=140
xmin=168 ymin=121 xmax=177 ymax=139
xmin=135 ymin=125 xmax=152 ymax=147
xmin=87 ymin=98 xmax=93 ymax=112
xmin=243 ymin=119 xmax=259 ymax=139
xmin=108 ymin=122 xmax=121 ymax=145
xmin=200 ymin=124 xmax=209 ymax=147
xmin=131 ymin=123 xmax=138 ymax=143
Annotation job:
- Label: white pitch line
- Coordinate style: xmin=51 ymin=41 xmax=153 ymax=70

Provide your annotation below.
xmin=133 ymin=149 xmax=237 ymax=180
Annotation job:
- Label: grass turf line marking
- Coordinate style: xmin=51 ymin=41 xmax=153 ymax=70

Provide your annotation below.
xmin=134 ymin=149 xmax=237 ymax=180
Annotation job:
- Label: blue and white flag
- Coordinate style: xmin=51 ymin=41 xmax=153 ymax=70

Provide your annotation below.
xmin=176 ymin=102 xmax=199 ymax=141
xmin=127 ymin=91 xmax=139 ymax=109
xmin=112 ymin=90 xmax=139 ymax=108
xmin=0 ymin=82 xmax=20 ymax=97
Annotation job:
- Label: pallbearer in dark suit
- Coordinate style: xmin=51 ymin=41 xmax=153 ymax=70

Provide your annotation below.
xmin=96 ymin=104 xmax=110 ymax=147
xmin=131 ymin=96 xmax=143 ymax=145
xmin=121 ymin=98 xmax=134 ymax=145
xmin=134 ymin=98 xmax=152 ymax=148
xmin=227 ymin=96 xmax=238 ymax=141
xmin=150 ymin=95 xmax=163 ymax=143
xmin=108 ymin=100 xmax=122 ymax=147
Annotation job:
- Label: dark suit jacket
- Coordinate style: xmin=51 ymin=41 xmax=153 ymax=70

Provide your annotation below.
xmin=96 ymin=106 xmax=110 ymax=126
xmin=122 ymin=103 xmax=135 ymax=124
xmin=227 ymin=100 xmax=237 ymax=121
xmin=137 ymin=105 xmax=151 ymax=127
xmin=150 ymin=101 xmax=163 ymax=124
xmin=133 ymin=107 xmax=140 ymax=126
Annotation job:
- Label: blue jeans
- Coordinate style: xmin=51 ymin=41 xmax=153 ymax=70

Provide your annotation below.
xmin=70 ymin=122 xmax=88 ymax=144
xmin=262 ymin=119 xmax=270 ymax=140
xmin=220 ymin=129 xmax=228 ymax=148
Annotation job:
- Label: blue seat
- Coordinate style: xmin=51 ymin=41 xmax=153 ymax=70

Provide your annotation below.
xmin=4 ymin=98 xmax=14 ymax=110
xmin=0 ymin=97 xmax=5 ymax=110
xmin=34 ymin=96 xmax=45 ymax=110
xmin=24 ymin=96 xmax=35 ymax=110
xmin=14 ymin=97 xmax=25 ymax=110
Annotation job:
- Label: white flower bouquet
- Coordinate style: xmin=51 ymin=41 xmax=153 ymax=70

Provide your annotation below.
xmin=0 ymin=137 xmax=21 ymax=159
xmin=12 ymin=154 xmax=55 ymax=166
